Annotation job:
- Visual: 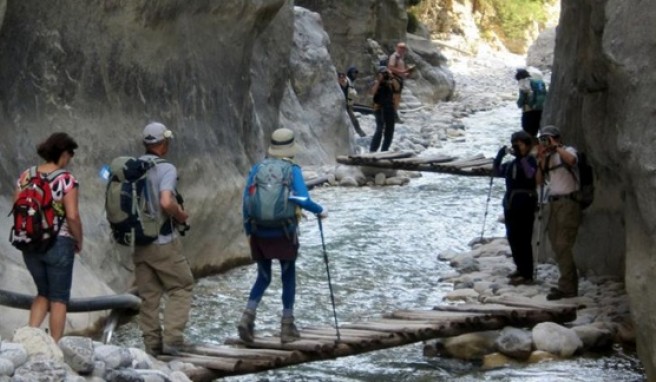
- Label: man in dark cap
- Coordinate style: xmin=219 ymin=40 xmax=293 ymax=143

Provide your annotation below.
xmin=536 ymin=125 xmax=581 ymax=300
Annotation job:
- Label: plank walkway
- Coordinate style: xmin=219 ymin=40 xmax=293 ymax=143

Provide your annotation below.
xmin=336 ymin=151 xmax=494 ymax=177
xmin=165 ymin=296 xmax=576 ymax=381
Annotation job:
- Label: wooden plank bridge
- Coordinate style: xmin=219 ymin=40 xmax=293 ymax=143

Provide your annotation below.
xmin=165 ymin=297 xmax=576 ymax=381
xmin=336 ymin=151 xmax=495 ymax=177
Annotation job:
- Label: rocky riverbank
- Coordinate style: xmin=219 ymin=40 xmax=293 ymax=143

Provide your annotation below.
xmin=0 ymin=327 xmax=197 ymax=381
xmin=427 ymin=237 xmax=635 ymax=367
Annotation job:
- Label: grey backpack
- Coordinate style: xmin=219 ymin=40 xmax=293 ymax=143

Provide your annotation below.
xmin=245 ymin=158 xmax=297 ymax=229
xmin=105 ymin=156 xmax=164 ymax=246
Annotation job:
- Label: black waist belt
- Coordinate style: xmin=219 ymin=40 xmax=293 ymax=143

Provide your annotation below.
xmin=549 ymin=193 xmax=575 ymax=202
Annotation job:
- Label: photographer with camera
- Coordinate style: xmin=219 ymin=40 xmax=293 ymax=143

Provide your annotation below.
xmin=536 ymin=125 xmax=581 ymax=300
xmin=493 ymin=131 xmax=538 ymax=286
xmin=369 ymin=66 xmax=399 ymax=152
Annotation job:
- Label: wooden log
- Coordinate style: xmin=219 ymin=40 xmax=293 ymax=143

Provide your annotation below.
xmin=393 ymin=155 xmax=457 ymax=164
xmin=224 ymin=337 xmax=333 ymax=353
xmin=158 ymin=355 xmax=242 ymax=371
xmin=350 ymin=151 xmax=415 ymax=160
xmin=302 ymin=327 xmax=396 ymax=339
xmin=297 ymin=332 xmax=377 ymax=347
xmin=336 ymin=156 xmax=494 ymax=177
xmin=385 ymin=310 xmax=486 ymax=321
xmin=187 ymin=345 xmax=303 ymax=364
xmin=434 ymin=157 xmax=492 ymax=169
xmin=306 ymin=175 xmax=330 ymax=189
xmin=480 ymin=295 xmax=578 ymax=311
xmin=436 ymin=154 xmax=484 ymax=166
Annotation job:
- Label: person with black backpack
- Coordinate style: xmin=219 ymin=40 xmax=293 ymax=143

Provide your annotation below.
xmin=11 ymin=132 xmax=82 ymax=342
xmin=131 ymin=122 xmax=193 ymax=356
xmin=238 ymin=128 xmax=327 ymax=344
xmin=536 ymin=125 xmax=582 ymax=300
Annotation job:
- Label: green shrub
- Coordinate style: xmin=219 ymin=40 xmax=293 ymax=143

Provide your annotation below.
xmin=481 ymin=0 xmax=553 ymax=40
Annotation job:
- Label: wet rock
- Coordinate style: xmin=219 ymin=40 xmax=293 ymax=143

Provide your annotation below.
xmin=339 ymin=177 xmax=359 ymax=187
xmin=374 ymin=173 xmax=386 ymax=186
xmin=105 ymin=368 xmax=145 ymax=382
xmin=91 ymin=360 xmax=106 ymax=379
xmin=495 ymin=327 xmax=533 ymax=360
xmin=527 ymin=350 xmax=558 ymax=363
xmin=437 ymin=249 xmax=460 ymax=262
xmin=59 ymin=336 xmax=94 ymax=374
xmin=385 ymin=177 xmax=410 ymax=186
xmin=441 ymin=331 xmax=499 ymax=360
xmin=482 ymin=352 xmax=516 ymax=369
xmin=12 ymin=327 xmax=63 ymax=361
xmin=573 ymin=325 xmax=613 ymax=351
xmin=170 ymin=371 xmax=193 ymax=382
xmin=129 ymin=348 xmax=153 ymax=369
xmin=532 ymin=322 xmax=582 ymax=358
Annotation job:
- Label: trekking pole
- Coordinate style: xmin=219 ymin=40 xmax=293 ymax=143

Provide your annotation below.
xmin=317 ymin=217 xmax=341 ymax=342
xmin=534 ymin=184 xmax=545 ymax=281
xmin=480 ymin=175 xmax=495 ymax=240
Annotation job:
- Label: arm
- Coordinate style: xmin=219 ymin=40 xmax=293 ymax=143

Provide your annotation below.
xmin=492 ymin=147 xmax=507 ymax=177
xmin=556 ymin=146 xmax=577 ymax=167
xmin=520 ymin=156 xmax=537 ymax=179
xmin=370 ymin=74 xmax=382 ymax=96
xmin=158 ymin=165 xmax=188 ymax=223
xmin=387 ymin=54 xmax=408 ymax=77
xmin=62 ymin=186 xmax=83 ymax=253
xmin=288 ymin=165 xmax=323 ymax=214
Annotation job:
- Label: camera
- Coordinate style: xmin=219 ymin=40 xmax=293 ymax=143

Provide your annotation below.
xmin=539 ymin=136 xmax=551 ymax=146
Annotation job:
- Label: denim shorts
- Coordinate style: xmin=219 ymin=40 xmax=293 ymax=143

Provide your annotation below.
xmin=23 ymin=236 xmax=76 ymax=303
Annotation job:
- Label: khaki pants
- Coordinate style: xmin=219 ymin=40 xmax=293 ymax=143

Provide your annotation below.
xmin=133 ymin=239 xmax=193 ymax=350
xmin=547 ymin=198 xmax=581 ymax=295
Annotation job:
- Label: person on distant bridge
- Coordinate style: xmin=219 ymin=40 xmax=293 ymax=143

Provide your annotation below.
xmin=387 ymin=41 xmax=414 ymax=124
xmin=338 ymin=67 xmax=366 ymax=137
xmin=516 ymin=68 xmax=547 ymax=137
xmin=493 ymin=130 xmax=538 ymax=286
xmin=369 ymin=66 xmax=399 ymax=152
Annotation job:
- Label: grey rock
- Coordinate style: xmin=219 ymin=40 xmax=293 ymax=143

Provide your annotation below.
xmin=128 ymin=348 xmax=153 ymax=370
xmin=0 ymin=341 xmax=27 ymax=368
xmin=169 ymin=371 xmax=192 ymax=382
xmin=13 ymin=359 xmax=68 ymax=381
xmin=532 ymin=322 xmax=582 ymax=358
xmin=91 ymin=360 xmax=106 ymax=378
xmin=105 ymin=369 xmax=145 ymax=382
xmin=0 ymin=358 xmax=13 ymax=376
xmin=339 ymin=177 xmax=359 ymax=187
xmin=59 ymin=336 xmax=95 ymax=374
xmin=374 ymin=173 xmax=386 ymax=186
xmin=135 ymin=369 xmax=172 ymax=382
xmin=12 ymin=327 xmax=63 ymax=361
xmin=94 ymin=345 xmax=133 ymax=370
xmin=573 ymin=325 xmax=613 ymax=352
xmin=385 ymin=177 xmax=410 ymax=186
xmin=495 ymin=327 xmax=533 ymax=360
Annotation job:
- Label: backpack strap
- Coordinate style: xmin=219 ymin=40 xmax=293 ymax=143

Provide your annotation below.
xmin=45 ymin=169 xmax=69 ymax=182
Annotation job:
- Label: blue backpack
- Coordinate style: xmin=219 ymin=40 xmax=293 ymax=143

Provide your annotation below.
xmin=245 ymin=158 xmax=297 ymax=229
xmin=530 ymin=79 xmax=547 ymax=110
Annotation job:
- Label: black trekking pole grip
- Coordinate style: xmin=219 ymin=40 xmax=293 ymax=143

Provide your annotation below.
xmin=317 ymin=216 xmax=341 ymax=342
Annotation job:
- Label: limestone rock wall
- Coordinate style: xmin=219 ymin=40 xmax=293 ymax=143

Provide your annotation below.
xmin=0 ymin=1 xmax=348 ymax=338
xmin=544 ymin=0 xmax=656 ymax=377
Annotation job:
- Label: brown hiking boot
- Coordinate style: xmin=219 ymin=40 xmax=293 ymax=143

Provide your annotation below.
xmin=281 ymin=316 xmax=300 ymax=344
xmin=237 ymin=309 xmax=256 ymax=343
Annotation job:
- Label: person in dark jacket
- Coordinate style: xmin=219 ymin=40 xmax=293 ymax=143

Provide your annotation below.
xmin=369 ymin=66 xmax=398 ymax=152
xmin=516 ymin=68 xmax=547 ymax=137
xmin=493 ymin=131 xmax=538 ymax=285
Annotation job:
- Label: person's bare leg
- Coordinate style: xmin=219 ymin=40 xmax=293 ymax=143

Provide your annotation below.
xmin=49 ymin=301 xmax=68 ymax=342
xmin=28 ymin=296 xmax=50 ymax=328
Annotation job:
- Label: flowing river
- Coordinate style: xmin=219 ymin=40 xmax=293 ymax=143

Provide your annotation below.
xmin=116 ymin=104 xmax=644 ymax=381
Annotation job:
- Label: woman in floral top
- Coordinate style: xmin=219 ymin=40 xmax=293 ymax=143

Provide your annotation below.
xmin=15 ymin=132 xmax=82 ymax=342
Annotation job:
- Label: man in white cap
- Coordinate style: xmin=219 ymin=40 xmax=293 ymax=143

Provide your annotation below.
xmin=536 ymin=125 xmax=581 ymax=300
xmin=135 ymin=122 xmax=193 ymax=356
xmin=238 ymin=128 xmax=327 ymax=344
xmin=387 ymin=42 xmax=414 ymax=123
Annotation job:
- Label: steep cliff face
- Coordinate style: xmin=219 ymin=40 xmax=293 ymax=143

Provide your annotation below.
xmin=545 ymin=0 xmax=656 ymax=377
xmin=0 ymin=0 xmax=348 ymax=337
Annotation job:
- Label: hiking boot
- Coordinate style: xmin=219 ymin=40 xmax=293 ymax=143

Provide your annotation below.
xmin=509 ymin=276 xmax=533 ymax=286
xmin=507 ymin=271 xmax=521 ymax=279
xmin=547 ymin=289 xmax=577 ymax=301
xmin=237 ymin=309 xmax=256 ymax=343
xmin=280 ymin=316 xmax=300 ymax=344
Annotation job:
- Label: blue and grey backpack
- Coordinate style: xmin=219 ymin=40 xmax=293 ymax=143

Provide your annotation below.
xmin=245 ymin=158 xmax=297 ymax=229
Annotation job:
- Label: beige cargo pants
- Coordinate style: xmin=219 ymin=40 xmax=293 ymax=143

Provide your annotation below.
xmin=133 ymin=239 xmax=194 ymax=351
xmin=547 ymin=198 xmax=582 ymax=295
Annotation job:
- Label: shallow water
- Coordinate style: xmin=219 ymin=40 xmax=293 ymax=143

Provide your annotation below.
xmin=116 ymin=104 xmax=645 ymax=381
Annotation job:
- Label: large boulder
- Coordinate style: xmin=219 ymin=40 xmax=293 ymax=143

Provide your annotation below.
xmin=544 ymin=0 xmax=656 ymax=377
xmin=494 ymin=327 xmax=533 ymax=360
xmin=532 ymin=322 xmax=582 ymax=358
xmin=12 ymin=327 xmax=63 ymax=361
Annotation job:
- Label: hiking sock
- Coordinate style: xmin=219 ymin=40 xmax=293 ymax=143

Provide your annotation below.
xmin=282 ymin=309 xmax=294 ymax=319
xmin=246 ymin=300 xmax=259 ymax=312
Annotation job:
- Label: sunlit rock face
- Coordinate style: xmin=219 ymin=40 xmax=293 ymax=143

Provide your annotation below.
xmin=544 ymin=0 xmax=656 ymax=377
xmin=0 ymin=1 xmax=349 ymax=337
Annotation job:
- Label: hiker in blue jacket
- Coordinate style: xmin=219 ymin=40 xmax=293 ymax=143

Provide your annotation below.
xmin=493 ymin=131 xmax=538 ymax=286
xmin=516 ymin=68 xmax=547 ymax=137
xmin=238 ymin=128 xmax=327 ymax=344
